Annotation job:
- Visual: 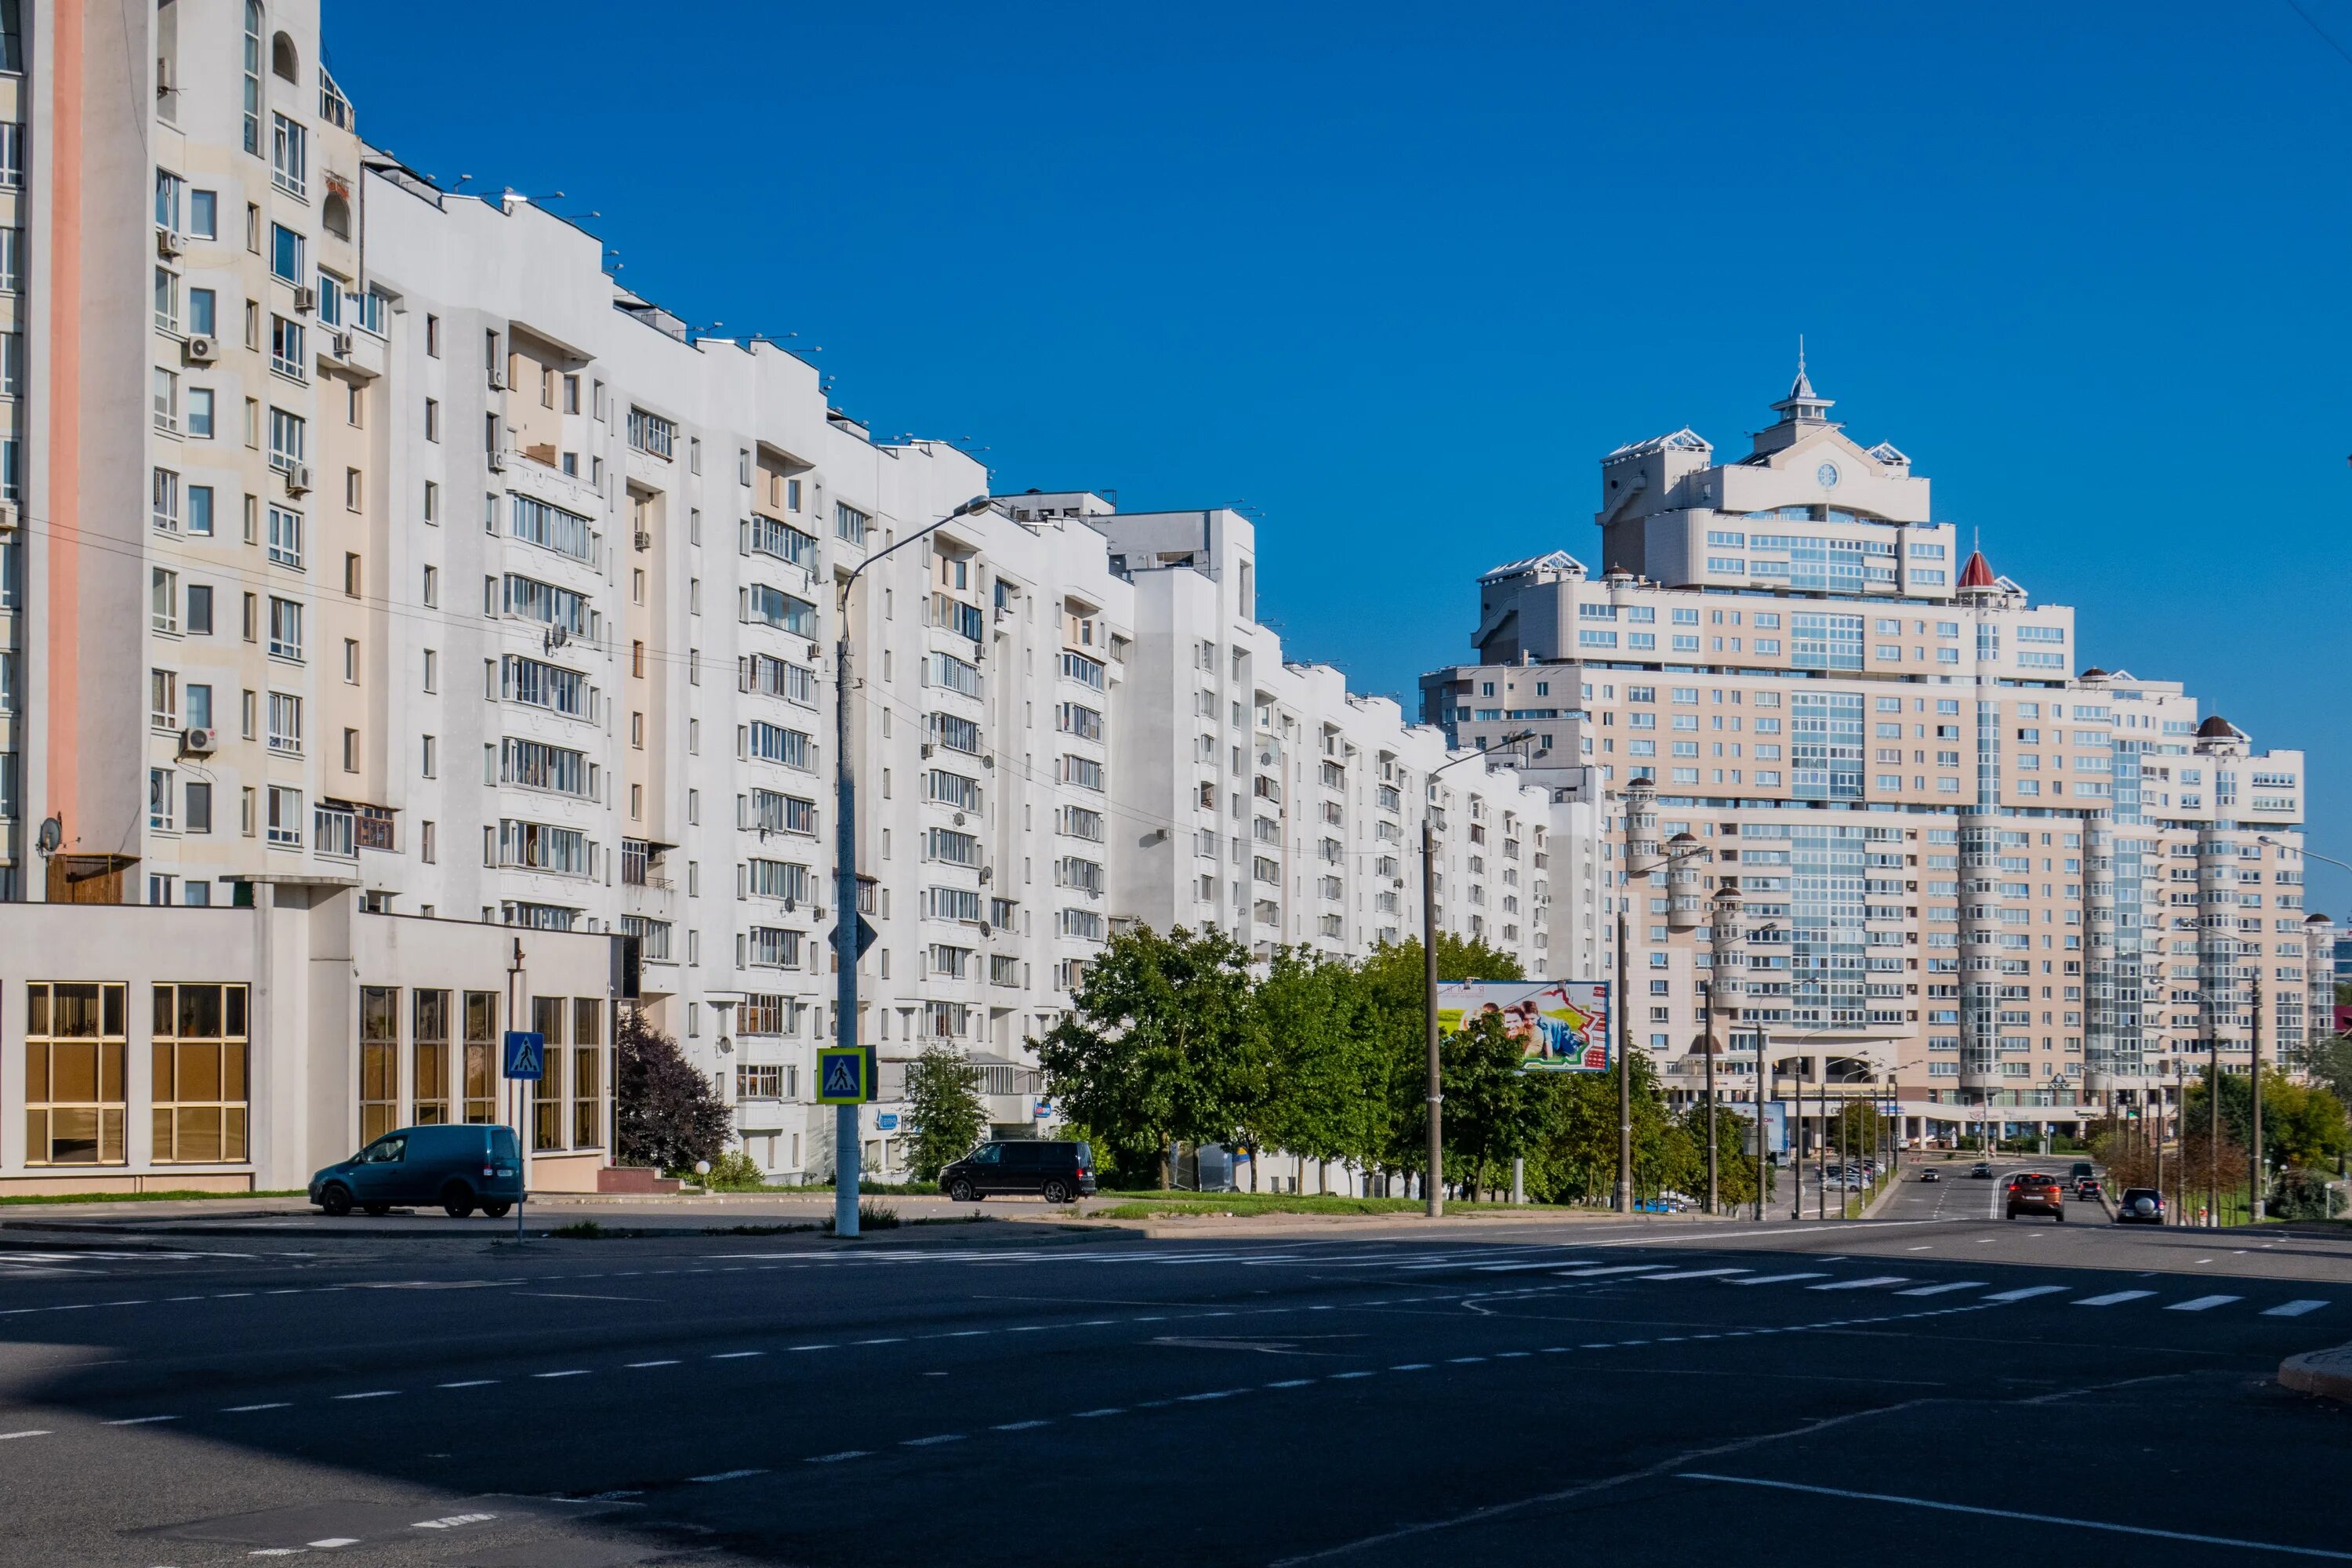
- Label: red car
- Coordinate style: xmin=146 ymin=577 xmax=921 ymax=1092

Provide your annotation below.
xmin=2005 ymin=1172 xmax=2066 ymax=1222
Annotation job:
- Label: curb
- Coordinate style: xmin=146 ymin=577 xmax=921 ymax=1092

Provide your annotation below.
xmin=2280 ymin=1342 xmax=2352 ymax=1402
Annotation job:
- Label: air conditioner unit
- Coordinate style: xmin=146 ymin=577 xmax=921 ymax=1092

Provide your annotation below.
xmin=920 ymin=743 xmax=935 ymax=758
xmin=183 ymin=335 xmax=217 ymax=365
xmin=633 ymin=531 xmax=652 ymax=552
xmin=0 ymin=500 xmax=18 ymax=532
xmin=486 ymin=449 xmax=507 ymax=473
xmin=328 ymin=330 xmax=354 ymax=359
xmin=982 ymin=753 xmax=996 ymax=769
xmin=180 ymin=726 xmax=217 ymax=756
xmin=155 ymin=56 xmax=175 ymax=94
xmin=979 ymin=866 xmax=994 ymax=884
xmin=544 ymin=625 xmax=570 ymax=652
xmin=284 ymin=463 xmax=313 ymax=496
xmin=952 ymin=811 xmax=967 ymax=827
xmin=292 ymin=285 xmax=318 ymax=314
xmin=155 ymin=227 xmax=184 ymax=258
xmin=486 ymin=368 xmax=506 ymax=392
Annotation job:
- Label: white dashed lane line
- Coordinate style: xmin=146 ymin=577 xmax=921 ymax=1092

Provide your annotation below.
xmin=2267 ymin=1300 xmax=2328 ymax=1317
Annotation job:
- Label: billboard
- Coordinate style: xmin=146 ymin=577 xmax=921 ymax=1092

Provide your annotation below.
xmin=1436 ymin=980 xmax=1612 ymax=1074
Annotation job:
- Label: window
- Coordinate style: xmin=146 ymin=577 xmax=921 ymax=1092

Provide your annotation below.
xmin=187 ymin=388 xmax=214 ymax=438
xmin=0 ymin=227 xmax=20 ymax=292
xmin=499 ymin=819 xmax=590 ymax=876
xmin=267 ymin=596 xmax=303 ymax=660
xmin=269 ymin=223 xmax=303 ymax=284
xmin=152 ymin=984 xmax=251 ymax=1162
xmin=835 ymin=502 xmax=870 ymax=545
xmin=154 ymin=368 xmax=180 ymax=432
xmin=153 ymin=467 xmax=182 ymax=533
xmin=501 ymin=655 xmax=590 ymax=717
xmin=626 ymin=406 xmax=675 ymax=459
xmin=267 ymin=691 xmax=303 ymax=754
xmin=267 ymin=406 xmax=305 ymax=471
xmin=149 ymin=766 xmax=176 ymax=829
xmin=186 ymin=584 xmax=213 ymax=635
xmin=510 ymin=494 xmax=598 ymax=562
xmin=748 ymin=721 xmax=818 ymax=771
xmin=270 ymin=314 xmax=305 ymax=378
xmin=744 ymin=583 xmax=818 ymax=636
xmin=188 ymin=287 xmax=217 ymax=338
xmin=503 ymin=574 xmax=594 ymax=637
xmin=266 ymin=505 xmax=303 ymax=568
xmin=189 ymin=189 xmax=217 ymax=239
xmin=151 ymin=568 xmax=179 ymax=633
xmin=185 ymin=780 xmax=212 ymax=833
xmin=358 ymin=986 xmax=398 ymax=1143
xmin=191 ymin=485 xmax=217 ymax=535
xmin=24 ymin=983 xmax=129 ymax=1166
xmin=0 ymin=123 xmax=25 ymax=191
xmin=270 ymin=113 xmax=307 ymax=198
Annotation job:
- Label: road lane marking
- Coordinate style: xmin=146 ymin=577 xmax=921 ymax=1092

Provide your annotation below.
xmin=1330 ymin=1371 xmax=1376 ymax=1380
xmin=222 ymin=1403 xmax=291 ymax=1412
xmin=334 ymin=1390 xmax=400 ymax=1400
xmin=1809 ymin=1277 xmax=1909 ymax=1292
xmin=532 ymin=1370 xmax=590 ymax=1378
xmin=710 ymin=1352 xmax=764 ymax=1360
xmin=993 ymin=1420 xmax=1054 ymax=1430
xmin=2265 ymin=1301 xmax=2328 ymax=1317
xmin=1072 ymin=1407 xmax=1123 ymax=1417
xmin=0 ymin=1431 xmax=49 ymax=1440
xmin=2167 ymin=1295 xmax=2241 ymax=1312
xmin=1265 ymin=1379 xmax=1316 ymax=1388
xmin=1679 ymin=1473 xmax=2352 ymax=1559
xmin=104 ymin=1415 xmax=177 ymax=1425
xmin=806 ymin=1450 xmax=869 ymax=1462
xmin=1984 ymin=1287 xmax=2068 ymax=1302
xmin=1645 ymin=1269 xmax=1751 ymax=1281
xmin=2074 ymin=1291 xmax=2156 ymax=1307
xmin=1895 ymin=1282 xmax=1986 ymax=1296
xmin=1552 ymin=1265 xmax=1667 ymax=1278
xmin=626 ymin=1359 xmax=680 ymax=1368
xmin=437 ymin=1380 xmax=498 ymax=1388
xmin=691 ymin=1468 xmax=768 ymax=1483
xmin=902 ymin=1435 xmax=966 ymax=1446
xmin=1729 ymin=1273 xmax=1830 ymax=1287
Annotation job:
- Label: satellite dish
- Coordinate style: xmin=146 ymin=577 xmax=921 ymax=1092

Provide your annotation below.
xmin=35 ymin=816 xmax=61 ymax=854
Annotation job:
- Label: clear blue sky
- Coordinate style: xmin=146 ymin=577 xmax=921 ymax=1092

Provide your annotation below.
xmin=330 ymin=0 xmax=2352 ymax=908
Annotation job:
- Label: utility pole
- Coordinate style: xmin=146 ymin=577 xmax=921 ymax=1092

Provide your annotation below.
xmin=2251 ymin=968 xmax=2265 ymax=1224
xmin=1616 ymin=905 xmax=1633 ymax=1214
xmin=1816 ymin=1063 xmax=1827 ymax=1221
xmin=1791 ymin=1058 xmax=1804 ymax=1221
xmin=1704 ymin=883 xmax=1743 ymax=1215
xmin=1754 ymin=1025 xmax=1771 ymax=1223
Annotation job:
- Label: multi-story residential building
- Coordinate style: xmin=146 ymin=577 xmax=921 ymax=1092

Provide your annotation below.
xmin=0 ymin=0 xmax=1599 ymax=1194
xmin=1423 ymin=370 xmax=2321 ymax=1144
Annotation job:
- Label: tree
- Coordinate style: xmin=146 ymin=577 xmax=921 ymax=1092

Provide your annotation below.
xmin=903 ymin=1044 xmax=986 ymax=1181
xmin=2305 ymin=1033 xmax=2352 ymax=1123
xmin=614 ymin=1008 xmax=732 ymax=1174
xmin=1036 ymin=926 xmax=1266 ymax=1189
xmin=1251 ymin=946 xmax=1377 ymax=1193
xmin=1433 ymin=1009 xmax=1548 ymax=1198
xmin=2181 ymin=1065 xmax=2352 ymax=1177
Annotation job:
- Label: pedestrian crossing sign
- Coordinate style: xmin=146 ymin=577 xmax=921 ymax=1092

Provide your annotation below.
xmin=817 ymin=1046 xmax=877 ymax=1105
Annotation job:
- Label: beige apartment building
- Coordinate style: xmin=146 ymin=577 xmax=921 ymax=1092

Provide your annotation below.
xmin=0 ymin=0 xmax=1595 ymax=1193
xmin=1424 ymin=372 xmax=2323 ymax=1144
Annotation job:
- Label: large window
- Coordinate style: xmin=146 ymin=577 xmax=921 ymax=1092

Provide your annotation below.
xmin=267 ymin=405 xmax=305 ymax=471
xmin=502 ymin=737 xmax=594 ymax=797
xmin=503 ymin=573 xmax=594 ymax=637
xmin=499 ymin=818 xmax=589 ymax=875
xmin=267 ymin=596 xmax=303 ymax=661
xmin=748 ymin=721 xmax=816 ymax=771
xmin=270 ymin=112 xmax=307 ymax=198
xmin=529 ymin=997 xmax=568 ymax=1151
xmin=626 ymin=407 xmax=674 ymax=459
xmin=744 ymin=583 xmax=817 ymax=636
xmin=463 ymin=990 xmax=498 ymax=1123
xmin=25 ymin=982 xmax=128 ymax=1165
xmin=412 ymin=989 xmax=450 ymax=1126
xmin=241 ymin=2 xmax=263 ymax=154
xmin=501 ymin=654 xmax=590 ymax=718
xmin=151 ymin=984 xmax=250 ymax=1163
xmin=267 ymin=505 xmax=303 ymax=568
xmin=360 ymin=985 xmax=397 ymax=1143
xmin=269 ymin=223 xmax=303 ymax=284
xmin=510 ymin=494 xmax=598 ymax=563
xmin=572 ymin=998 xmax=604 ymax=1149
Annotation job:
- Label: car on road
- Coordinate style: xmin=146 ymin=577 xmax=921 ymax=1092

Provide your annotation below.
xmin=2074 ymin=1176 xmax=2103 ymax=1201
xmin=940 ymin=1139 xmax=1098 ymax=1205
xmin=2071 ymin=1160 xmax=2097 ymax=1183
xmin=2115 ymin=1187 xmax=2165 ymax=1225
xmin=309 ymin=1124 xmax=523 ymax=1218
xmin=1918 ymin=1169 xmax=1940 ymax=1182
xmin=2005 ymin=1172 xmax=2066 ymax=1222
xmin=1969 ymin=1161 xmax=1994 ymax=1178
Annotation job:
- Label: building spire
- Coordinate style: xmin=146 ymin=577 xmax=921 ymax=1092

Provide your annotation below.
xmin=1771 ymin=338 xmax=1831 ymax=424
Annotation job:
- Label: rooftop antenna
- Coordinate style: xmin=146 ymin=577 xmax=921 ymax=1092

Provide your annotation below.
xmin=1797 ymin=332 xmax=1806 ymax=379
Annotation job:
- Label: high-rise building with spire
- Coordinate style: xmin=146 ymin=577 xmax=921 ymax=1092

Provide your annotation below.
xmin=1422 ymin=368 xmax=2320 ymax=1143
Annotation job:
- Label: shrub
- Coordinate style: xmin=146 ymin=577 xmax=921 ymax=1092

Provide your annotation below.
xmin=704 ymin=1149 xmax=768 ymax=1191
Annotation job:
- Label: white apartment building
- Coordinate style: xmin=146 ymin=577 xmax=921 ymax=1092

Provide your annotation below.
xmin=0 ymin=0 xmax=1598 ymax=1192
xmin=1423 ymin=371 xmax=2321 ymax=1142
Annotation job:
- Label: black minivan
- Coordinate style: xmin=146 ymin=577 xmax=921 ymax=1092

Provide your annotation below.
xmin=309 ymin=1124 xmax=524 ymax=1218
xmin=940 ymin=1140 xmax=1095 ymax=1204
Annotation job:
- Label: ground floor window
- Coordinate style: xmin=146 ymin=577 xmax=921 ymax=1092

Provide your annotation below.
xmin=529 ymin=996 xmax=568 ymax=1150
xmin=26 ymin=982 xmax=127 ymax=1164
xmin=413 ymin=989 xmax=449 ymax=1125
xmin=151 ymin=982 xmax=249 ymax=1162
xmin=360 ymin=985 xmax=397 ymax=1143
xmin=463 ymin=990 xmax=498 ymax=1123
xmin=572 ymin=997 xmax=604 ymax=1149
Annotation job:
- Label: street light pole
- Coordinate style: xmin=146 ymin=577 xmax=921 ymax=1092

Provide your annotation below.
xmin=1753 ymin=1024 xmax=1771 ymax=1223
xmin=1704 ymin=883 xmax=1744 ymax=1216
xmin=2252 ymin=968 xmax=2265 ymax=1225
xmin=1421 ymin=730 xmax=1532 ymax=1220
xmin=831 ymin=495 xmax=993 ymax=1240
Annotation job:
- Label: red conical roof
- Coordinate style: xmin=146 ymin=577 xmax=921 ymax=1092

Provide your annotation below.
xmin=1957 ymin=549 xmax=1997 ymax=589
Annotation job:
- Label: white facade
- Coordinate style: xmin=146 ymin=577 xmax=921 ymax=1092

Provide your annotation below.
xmin=0 ymin=1 xmax=1602 ymax=1187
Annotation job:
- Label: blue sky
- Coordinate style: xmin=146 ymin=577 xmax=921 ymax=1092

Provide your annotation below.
xmin=330 ymin=0 xmax=2352 ymax=906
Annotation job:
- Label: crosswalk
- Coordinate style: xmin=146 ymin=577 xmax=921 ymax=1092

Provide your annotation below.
xmin=1537 ymin=1263 xmax=2328 ymax=1319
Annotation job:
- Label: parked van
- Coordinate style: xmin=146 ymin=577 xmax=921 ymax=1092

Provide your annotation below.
xmin=309 ymin=1124 xmax=524 ymax=1218
xmin=938 ymin=1140 xmax=1096 ymax=1204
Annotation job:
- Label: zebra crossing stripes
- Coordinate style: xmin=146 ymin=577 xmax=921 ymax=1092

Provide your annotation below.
xmin=2074 ymin=1290 xmax=2158 ymax=1307
xmin=2265 ymin=1300 xmax=2328 ymax=1317
xmin=2165 ymin=1294 xmax=2241 ymax=1312
xmin=1894 ymin=1281 xmax=1986 ymax=1296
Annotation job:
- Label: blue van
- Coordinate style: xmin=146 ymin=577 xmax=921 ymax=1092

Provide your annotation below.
xmin=309 ymin=1124 xmax=524 ymax=1218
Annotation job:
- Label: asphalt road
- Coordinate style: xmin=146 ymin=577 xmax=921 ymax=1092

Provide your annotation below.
xmin=3 ymin=1203 xmax=2350 ymax=1567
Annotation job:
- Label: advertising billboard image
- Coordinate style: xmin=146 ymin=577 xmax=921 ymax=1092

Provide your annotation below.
xmin=1435 ymin=980 xmax=1612 ymax=1073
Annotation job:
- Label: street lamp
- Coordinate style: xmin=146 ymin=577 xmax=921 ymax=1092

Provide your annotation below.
xmin=1701 ymin=882 xmax=1781 ymax=1216
xmin=829 ymin=494 xmax=994 ymax=1240
xmin=1421 ymin=728 xmax=1535 ymax=1218
xmin=1618 ymin=779 xmax=1712 ymax=1213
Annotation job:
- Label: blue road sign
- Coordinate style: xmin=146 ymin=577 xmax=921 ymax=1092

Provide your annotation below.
xmin=503 ymin=1030 xmax=545 ymax=1081
xmin=877 ymin=1112 xmax=899 ymax=1131
xmin=816 ymin=1046 xmax=877 ymax=1105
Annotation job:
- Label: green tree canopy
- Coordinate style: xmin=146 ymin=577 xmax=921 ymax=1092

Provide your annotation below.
xmin=903 ymin=1044 xmax=986 ymax=1181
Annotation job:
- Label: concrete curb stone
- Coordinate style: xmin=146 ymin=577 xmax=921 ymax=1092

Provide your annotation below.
xmin=2279 ymin=1342 xmax=2352 ymax=1402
